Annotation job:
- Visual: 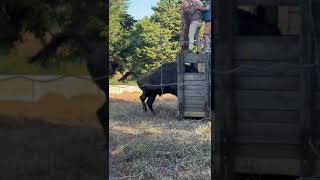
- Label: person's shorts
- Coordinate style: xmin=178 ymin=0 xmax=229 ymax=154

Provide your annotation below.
xmin=202 ymin=7 xmax=212 ymax=22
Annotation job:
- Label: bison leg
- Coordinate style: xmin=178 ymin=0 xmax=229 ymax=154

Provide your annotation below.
xmin=140 ymin=92 xmax=148 ymax=111
xmin=146 ymin=93 xmax=157 ymax=115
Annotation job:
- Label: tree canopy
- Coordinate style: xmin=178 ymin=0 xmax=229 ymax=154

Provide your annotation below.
xmin=109 ymin=0 xmax=187 ymax=77
xmin=0 ymin=0 xmax=205 ymax=77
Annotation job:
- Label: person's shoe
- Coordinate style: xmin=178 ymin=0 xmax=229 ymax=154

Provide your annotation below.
xmin=202 ymin=48 xmax=211 ymax=53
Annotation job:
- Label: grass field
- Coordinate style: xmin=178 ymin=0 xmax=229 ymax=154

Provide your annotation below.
xmin=109 ymin=77 xmax=137 ymax=86
xmin=0 ymin=94 xmax=105 ymax=180
xmin=109 ymin=92 xmax=211 ymax=179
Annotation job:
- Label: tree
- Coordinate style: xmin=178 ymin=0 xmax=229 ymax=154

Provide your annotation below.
xmin=126 ymin=0 xmax=182 ymax=76
xmin=151 ymin=0 xmax=182 ymax=41
xmin=108 ymin=0 xmax=133 ymax=74
xmin=0 ymin=0 xmax=62 ymax=44
xmin=0 ymin=0 xmax=107 ymax=64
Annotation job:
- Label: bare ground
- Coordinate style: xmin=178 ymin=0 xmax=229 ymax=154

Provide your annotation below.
xmin=0 ymin=94 xmax=105 ymax=180
xmin=109 ymin=92 xmax=211 ymax=180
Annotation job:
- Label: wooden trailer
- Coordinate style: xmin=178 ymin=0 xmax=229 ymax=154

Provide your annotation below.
xmin=214 ymin=0 xmax=320 ymax=179
xmin=177 ymin=52 xmax=211 ymax=120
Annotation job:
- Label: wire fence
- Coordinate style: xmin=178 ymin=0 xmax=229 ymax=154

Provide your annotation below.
xmin=0 ymin=75 xmax=105 ymax=102
xmin=0 ymin=74 xmax=107 ymax=83
xmin=1 ymin=60 xmax=320 ymax=89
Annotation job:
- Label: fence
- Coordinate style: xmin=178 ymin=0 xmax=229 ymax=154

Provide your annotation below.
xmin=0 ymin=75 xmax=104 ymax=102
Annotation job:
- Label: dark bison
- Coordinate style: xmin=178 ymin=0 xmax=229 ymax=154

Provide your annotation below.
xmin=137 ymin=62 xmax=198 ymax=114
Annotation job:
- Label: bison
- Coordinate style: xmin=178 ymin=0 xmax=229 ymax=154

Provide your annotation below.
xmin=137 ymin=62 xmax=198 ymax=114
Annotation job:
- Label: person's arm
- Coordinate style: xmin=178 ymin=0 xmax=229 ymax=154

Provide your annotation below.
xmin=181 ymin=0 xmax=192 ymax=13
xmin=195 ymin=5 xmax=209 ymax=11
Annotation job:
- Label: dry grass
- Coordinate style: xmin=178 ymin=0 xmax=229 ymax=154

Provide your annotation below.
xmin=109 ymin=92 xmax=211 ymax=179
xmin=0 ymin=94 xmax=105 ymax=180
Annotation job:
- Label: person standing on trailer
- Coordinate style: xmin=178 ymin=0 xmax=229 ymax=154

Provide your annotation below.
xmin=183 ymin=0 xmax=204 ymax=53
xmin=197 ymin=0 xmax=211 ymax=53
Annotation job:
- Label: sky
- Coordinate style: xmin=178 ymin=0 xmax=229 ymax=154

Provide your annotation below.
xmin=127 ymin=0 xmax=160 ymax=20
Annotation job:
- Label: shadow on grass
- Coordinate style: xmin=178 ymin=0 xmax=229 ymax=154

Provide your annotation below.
xmin=0 ymin=115 xmax=105 ymax=180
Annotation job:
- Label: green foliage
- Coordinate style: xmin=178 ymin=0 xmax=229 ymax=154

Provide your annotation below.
xmin=0 ymin=0 xmax=106 ymax=52
xmin=109 ymin=0 xmax=136 ymax=73
xmin=129 ymin=17 xmax=180 ymax=74
xmin=151 ymin=0 xmax=182 ymax=41
xmin=120 ymin=0 xmax=182 ymax=76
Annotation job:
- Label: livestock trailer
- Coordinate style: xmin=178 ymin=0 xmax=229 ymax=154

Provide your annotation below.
xmin=177 ymin=52 xmax=211 ymax=119
xmin=214 ymin=0 xmax=320 ymax=179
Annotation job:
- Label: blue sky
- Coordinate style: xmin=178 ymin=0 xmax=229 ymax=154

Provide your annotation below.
xmin=127 ymin=0 xmax=160 ymax=20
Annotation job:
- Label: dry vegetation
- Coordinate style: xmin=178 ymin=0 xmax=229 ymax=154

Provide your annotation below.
xmin=0 ymin=94 xmax=105 ymax=180
xmin=109 ymin=92 xmax=211 ymax=179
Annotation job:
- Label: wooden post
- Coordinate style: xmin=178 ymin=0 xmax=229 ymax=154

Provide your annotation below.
xmin=177 ymin=53 xmax=184 ymax=120
xmin=204 ymin=53 xmax=210 ymax=119
xmin=215 ymin=0 xmax=235 ymax=179
xmin=299 ymin=0 xmax=315 ymax=177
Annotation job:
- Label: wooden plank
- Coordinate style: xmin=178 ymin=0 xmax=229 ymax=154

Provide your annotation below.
xmin=184 ymin=89 xmax=205 ymax=96
xmin=235 ymin=159 xmax=320 ymax=176
xmin=232 ymin=61 xmax=300 ymax=76
xmin=183 ymin=73 xmax=205 ymax=81
xmin=235 ymin=90 xmax=299 ymax=110
xmin=184 ymin=85 xmax=205 ymax=90
xmin=313 ymin=93 xmax=320 ymax=109
xmin=184 ymin=80 xmax=205 ymax=86
xmin=235 ymin=158 xmax=300 ymax=176
xmin=313 ymin=111 xmax=320 ymax=140
xmin=214 ymin=0 xmax=235 ymax=179
xmin=208 ymin=53 xmax=212 ymax=115
xmin=236 ymin=144 xmax=299 ymax=159
xmin=314 ymin=72 xmax=320 ymax=90
xmin=184 ymin=111 xmax=205 ymax=118
xmin=237 ymin=0 xmax=320 ymax=5
xmin=236 ymin=122 xmax=300 ymax=145
xmin=184 ymin=98 xmax=205 ymax=106
xmin=177 ymin=53 xmax=184 ymax=120
xmin=204 ymin=53 xmax=210 ymax=119
xmin=299 ymin=0 xmax=315 ymax=176
xmin=184 ymin=106 xmax=205 ymax=112
xmin=316 ymin=6 xmax=320 ymax=35
xmin=233 ymin=36 xmax=300 ymax=60
xmin=237 ymin=109 xmax=299 ymax=124
xmin=233 ymin=76 xmax=299 ymax=90
xmin=184 ymin=105 xmax=205 ymax=109
xmin=184 ymin=96 xmax=205 ymax=101
xmin=183 ymin=53 xmax=207 ymax=63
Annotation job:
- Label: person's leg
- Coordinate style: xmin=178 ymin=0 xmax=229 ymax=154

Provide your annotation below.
xmin=204 ymin=21 xmax=211 ymax=51
xmin=188 ymin=21 xmax=198 ymax=51
xmin=195 ymin=21 xmax=202 ymax=52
